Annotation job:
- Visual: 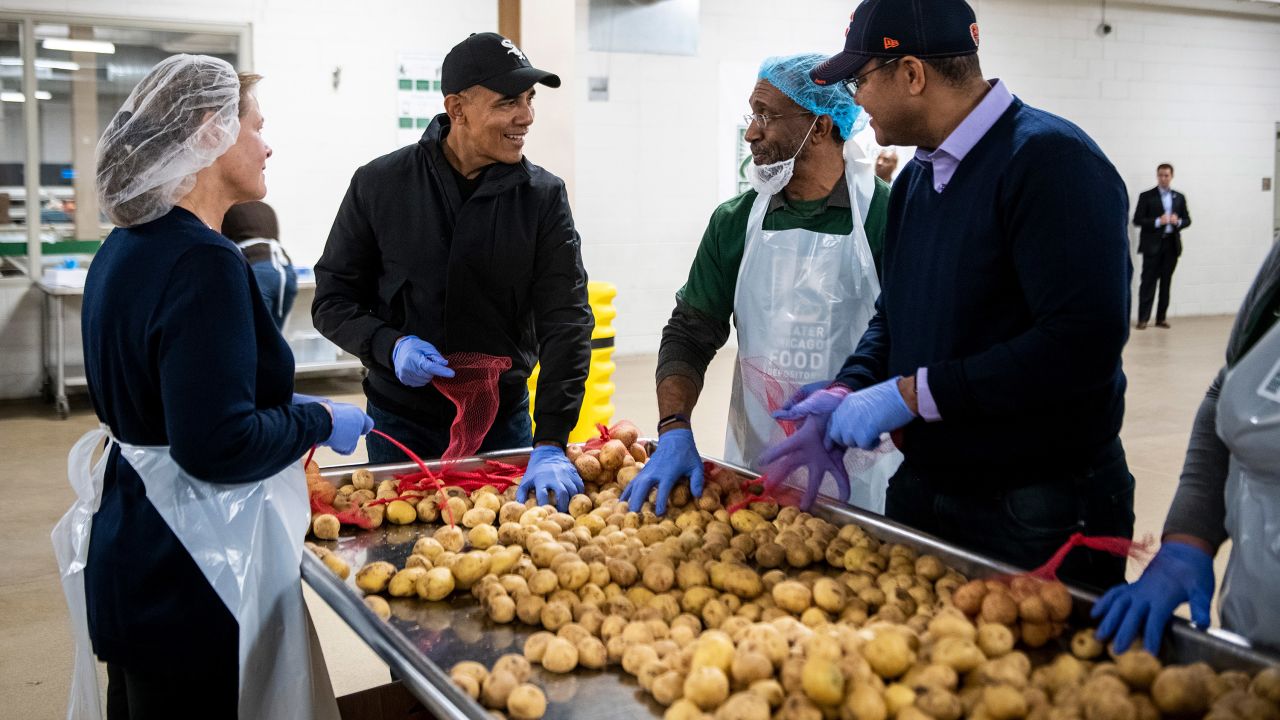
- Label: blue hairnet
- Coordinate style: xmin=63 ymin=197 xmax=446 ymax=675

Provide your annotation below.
xmin=758 ymin=53 xmax=866 ymax=141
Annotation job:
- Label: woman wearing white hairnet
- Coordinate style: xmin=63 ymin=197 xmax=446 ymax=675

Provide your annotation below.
xmin=53 ymin=55 xmax=366 ymax=719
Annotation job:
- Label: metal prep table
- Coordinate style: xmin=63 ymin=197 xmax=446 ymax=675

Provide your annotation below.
xmin=37 ymin=279 xmax=86 ymax=418
xmin=302 ymin=449 xmax=1280 ymax=720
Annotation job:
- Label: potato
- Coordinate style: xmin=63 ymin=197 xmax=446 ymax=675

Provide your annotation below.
xmin=321 ymin=553 xmax=350 ymax=579
xmin=1083 ymin=692 xmax=1136 ymax=720
xmin=451 ymin=673 xmax=480 ymax=700
xmin=983 ymin=685 xmax=1028 ymax=720
xmin=801 ymin=656 xmax=844 ymax=706
xmin=413 ymin=536 xmax=445 ymax=560
xmin=930 ymin=611 xmax=978 ymax=642
xmin=714 ymin=691 xmax=769 ymax=720
xmin=932 ymin=637 xmax=985 ymax=674
xmin=692 ymin=631 xmax=735 ymax=673
xmin=351 ymin=468 xmax=376 ymax=491
xmin=684 ymin=666 xmax=730 ymax=711
xmin=452 ymin=551 xmax=493 ymax=589
xmin=363 ymin=595 xmax=391 ymax=620
xmin=599 ymin=440 xmax=629 ymax=471
xmin=1039 ymin=581 xmax=1072 ymax=622
xmin=507 ymin=683 xmax=547 ymax=720
xmin=723 ymin=567 xmax=764 ymax=599
xmin=460 ymin=507 xmax=495 ymax=529
xmin=665 ymin=699 xmax=705 ymax=720
xmin=434 ymin=525 xmax=466 ymax=552
xmin=355 ymin=561 xmax=397 ymax=594
xmin=1151 ymin=667 xmax=1208 ymax=715
xmin=388 ymin=567 xmax=427 ymax=597
xmin=616 ymin=465 xmax=640 ymax=489
xmin=416 ymin=566 xmax=456 ymax=601
xmin=811 ymin=578 xmax=847 ymax=614
xmin=557 ymin=560 xmax=591 ymax=591
xmin=575 ymin=454 xmax=603 ymax=483
xmin=577 ymin=636 xmax=608 ymax=669
xmin=1020 ymin=621 xmax=1053 ymax=649
xmin=866 ymin=630 xmax=915 ymax=679
xmin=541 ymin=636 xmax=579 ymax=673
xmin=629 ymin=442 xmax=649 ymax=463
xmin=917 ymin=688 xmax=964 ymax=720
xmin=312 ymin=513 xmax=340 ymax=540
xmin=540 ymin=601 xmax=573 ymax=632
xmin=1070 ymin=629 xmax=1105 ymax=660
xmin=1251 ymin=667 xmax=1280 ymax=703
xmin=383 ymin=499 xmax=414 ymax=525
xmin=1115 ymin=649 xmax=1162 ymax=691
xmin=523 ymin=631 xmax=555 ymax=663
xmin=644 ymin=562 xmax=676 ymax=593
xmin=491 ymin=654 xmax=532 ymax=683
xmin=981 ymin=591 xmax=1019 ymax=625
xmin=488 ymin=594 xmax=516 ymax=623
xmin=452 ymin=660 xmax=489 ymax=684
xmin=844 ymin=681 xmax=888 ymax=720
xmin=953 ymin=579 xmax=989 ymax=615
xmin=623 ymin=644 xmax=660 ymax=676
xmin=916 ymin=555 xmax=947 ymax=581
xmin=977 ymin=622 xmax=1015 ymax=657
xmin=481 ymin=669 xmax=518 ymax=710
xmin=416 ymin=496 xmax=441 ymax=523
xmin=772 ymin=580 xmax=813 ymax=614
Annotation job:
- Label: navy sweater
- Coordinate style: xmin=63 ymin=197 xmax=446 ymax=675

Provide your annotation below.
xmin=81 ymin=207 xmax=332 ymax=670
xmin=835 ymin=99 xmax=1131 ymax=480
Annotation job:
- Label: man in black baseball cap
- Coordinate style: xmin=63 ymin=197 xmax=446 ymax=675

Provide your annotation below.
xmin=769 ymin=0 xmax=1137 ymax=593
xmin=315 ymin=31 xmax=593 ymax=512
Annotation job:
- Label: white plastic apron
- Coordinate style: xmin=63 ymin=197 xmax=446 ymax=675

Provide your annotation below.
xmin=726 ymin=141 xmax=902 ymax=512
xmin=52 ymin=426 xmax=338 ymax=720
xmin=1217 ymin=317 xmax=1280 ymax=649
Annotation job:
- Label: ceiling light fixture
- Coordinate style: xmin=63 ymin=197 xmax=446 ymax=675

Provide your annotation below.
xmin=41 ymin=38 xmax=116 ymax=54
xmin=0 ymin=90 xmax=53 ymax=102
xmin=0 ymin=57 xmax=82 ymax=71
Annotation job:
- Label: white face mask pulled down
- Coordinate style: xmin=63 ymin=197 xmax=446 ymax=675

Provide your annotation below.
xmin=745 ymin=117 xmax=819 ymax=197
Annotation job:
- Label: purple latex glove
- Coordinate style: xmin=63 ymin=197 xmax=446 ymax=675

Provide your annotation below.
xmin=772 ymin=386 xmax=849 ymax=422
xmin=776 ymin=380 xmax=832 ymax=416
xmin=826 ymin=377 xmax=915 ymax=450
xmin=756 ymin=415 xmax=850 ymax=511
xmin=1091 ymin=541 xmax=1215 ymax=654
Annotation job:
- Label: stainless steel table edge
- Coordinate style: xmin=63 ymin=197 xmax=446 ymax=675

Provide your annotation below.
xmin=304 ymin=446 xmax=1277 ymax=717
xmin=301 ymin=552 xmax=491 ymax=720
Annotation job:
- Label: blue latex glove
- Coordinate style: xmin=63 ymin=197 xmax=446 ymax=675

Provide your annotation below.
xmin=1091 ymin=541 xmax=1215 ymax=654
xmin=517 ymin=445 xmax=585 ymax=512
xmin=292 ymin=392 xmax=325 ymax=405
xmin=392 ymin=336 xmax=456 ymax=388
xmin=620 ymin=429 xmax=704 ymax=515
xmin=321 ymin=402 xmax=375 ymax=455
xmin=757 ymin=415 xmax=849 ymax=510
xmin=825 ymin=377 xmax=915 ymax=450
xmin=777 ymin=380 xmax=832 ymax=416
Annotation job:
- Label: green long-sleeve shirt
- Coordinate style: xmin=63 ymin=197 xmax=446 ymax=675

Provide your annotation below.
xmin=657 ymin=173 xmax=890 ymax=390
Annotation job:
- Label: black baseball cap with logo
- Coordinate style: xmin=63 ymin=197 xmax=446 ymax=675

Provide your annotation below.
xmin=811 ymin=0 xmax=980 ymax=86
xmin=441 ymin=32 xmax=561 ymax=97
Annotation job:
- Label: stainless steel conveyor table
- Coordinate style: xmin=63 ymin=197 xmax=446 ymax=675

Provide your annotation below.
xmin=301 ymin=448 xmax=1280 ymax=719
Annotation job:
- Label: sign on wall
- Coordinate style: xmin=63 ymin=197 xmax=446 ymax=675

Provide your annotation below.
xmin=397 ymin=52 xmax=445 ymax=146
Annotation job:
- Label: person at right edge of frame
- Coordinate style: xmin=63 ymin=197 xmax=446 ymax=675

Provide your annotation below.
xmin=772 ymin=0 xmax=1135 ymax=591
xmin=1133 ymin=162 xmax=1191 ymax=330
xmin=1092 ymin=232 xmax=1280 ymax=656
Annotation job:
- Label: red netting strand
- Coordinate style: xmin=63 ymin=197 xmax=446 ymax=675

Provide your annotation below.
xmin=1025 ymin=532 xmax=1157 ymax=582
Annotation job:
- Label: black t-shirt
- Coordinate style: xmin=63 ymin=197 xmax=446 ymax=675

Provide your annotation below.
xmin=448 ymin=159 xmax=486 ymax=204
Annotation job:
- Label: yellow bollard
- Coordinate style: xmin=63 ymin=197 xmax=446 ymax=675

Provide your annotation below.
xmin=528 ymin=281 xmax=616 ymax=442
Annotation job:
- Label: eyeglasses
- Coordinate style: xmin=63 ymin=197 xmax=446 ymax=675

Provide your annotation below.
xmin=742 ymin=111 xmax=811 ymax=129
xmin=843 ymin=57 xmax=900 ymax=95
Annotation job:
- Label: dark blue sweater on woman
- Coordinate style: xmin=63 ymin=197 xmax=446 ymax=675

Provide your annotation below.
xmin=835 ymin=99 xmax=1132 ymax=480
xmin=81 ymin=206 xmax=332 ymax=671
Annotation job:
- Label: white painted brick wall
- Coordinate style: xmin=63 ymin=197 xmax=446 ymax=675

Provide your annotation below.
xmin=1 ymin=0 xmax=1277 ymax=398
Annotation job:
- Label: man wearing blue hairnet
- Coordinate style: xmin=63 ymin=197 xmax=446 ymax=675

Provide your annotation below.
xmin=621 ymin=53 xmax=893 ymax=515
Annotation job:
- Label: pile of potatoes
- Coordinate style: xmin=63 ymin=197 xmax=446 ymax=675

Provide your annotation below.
xmin=949 ymin=577 xmax=1073 ymax=649
xmin=324 ymin=447 xmax=1280 ymax=720
xmin=450 ymin=656 xmax=548 ymax=720
xmin=567 ymin=420 xmax=647 ymax=489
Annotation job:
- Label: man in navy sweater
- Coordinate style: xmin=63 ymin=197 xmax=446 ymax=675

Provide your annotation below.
xmin=780 ymin=0 xmax=1135 ymax=590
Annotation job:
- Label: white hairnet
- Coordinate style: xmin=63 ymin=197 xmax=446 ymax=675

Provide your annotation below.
xmin=96 ymin=54 xmax=241 ymax=227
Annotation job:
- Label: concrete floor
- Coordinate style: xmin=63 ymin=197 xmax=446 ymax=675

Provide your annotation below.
xmin=0 ymin=315 xmax=1235 ymax=716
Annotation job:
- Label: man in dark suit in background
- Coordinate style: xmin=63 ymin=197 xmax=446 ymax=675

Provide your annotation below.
xmin=1133 ymin=163 xmax=1191 ymax=329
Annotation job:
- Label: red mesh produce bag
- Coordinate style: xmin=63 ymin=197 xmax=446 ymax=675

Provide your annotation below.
xmin=432 ymin=352 xmax=513 ymax=460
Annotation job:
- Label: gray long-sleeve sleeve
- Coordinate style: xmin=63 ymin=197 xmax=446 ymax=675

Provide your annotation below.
xmin=655 ymin=297 xmax=731 ymax=393
xmin=1162 ymin=367 xmax=1231 ymax=549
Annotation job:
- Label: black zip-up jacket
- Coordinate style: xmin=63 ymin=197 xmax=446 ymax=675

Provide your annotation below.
xmin=313 ymin=115 xmax=593 ymax=445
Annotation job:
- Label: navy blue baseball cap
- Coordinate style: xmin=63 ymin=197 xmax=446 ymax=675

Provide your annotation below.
xmin=811 ymin=0 xmax=981 ymax=85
